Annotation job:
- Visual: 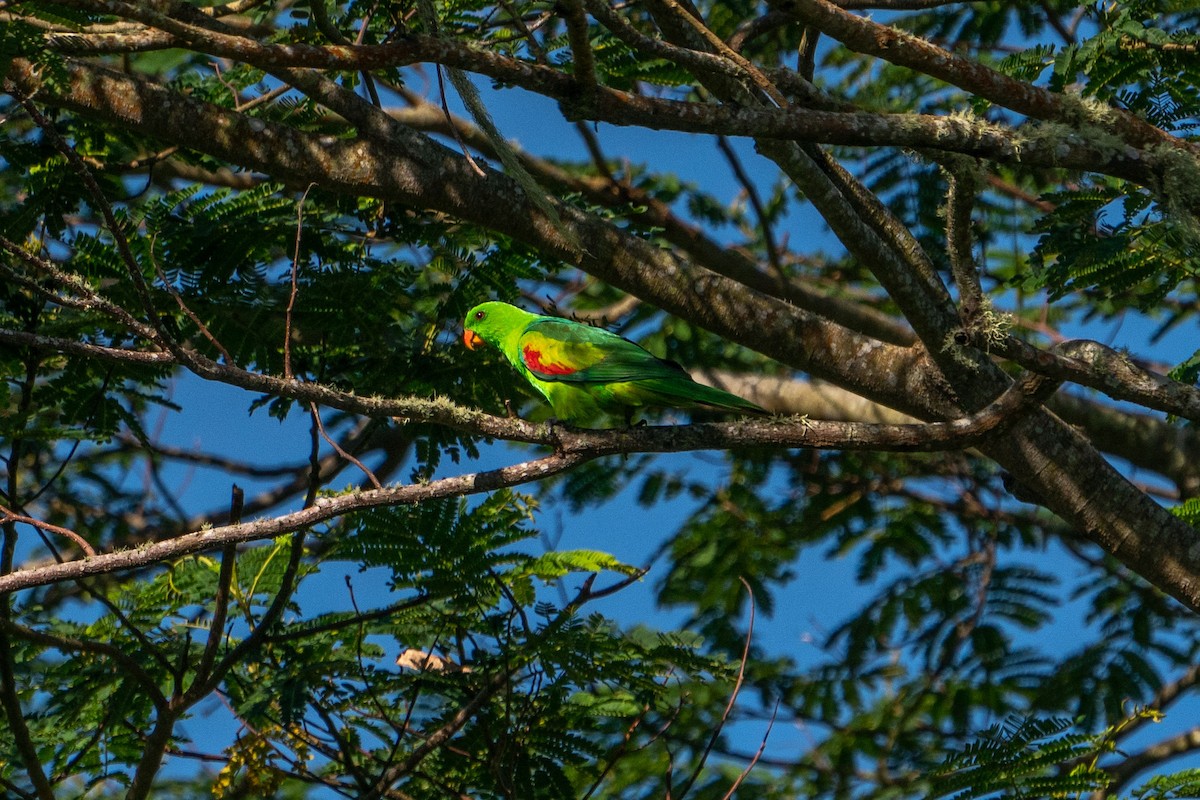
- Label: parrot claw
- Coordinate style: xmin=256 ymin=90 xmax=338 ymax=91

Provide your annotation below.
xmin=546 ymin=417 xmax=570 ymax=456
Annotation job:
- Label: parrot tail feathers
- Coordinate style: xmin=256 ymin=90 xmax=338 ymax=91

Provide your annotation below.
xmin=638 ymin=378 xmax=769 ymax=416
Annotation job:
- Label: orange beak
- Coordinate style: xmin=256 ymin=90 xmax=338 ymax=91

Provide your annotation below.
xmin=463 ymin=329 xmax=485 ymax=350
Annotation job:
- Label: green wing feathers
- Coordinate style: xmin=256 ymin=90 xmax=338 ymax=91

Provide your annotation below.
xmin=518 ymin=319 xmax=690 ymax=383
xmin=519 ymin=319 xmax=766 ymax=413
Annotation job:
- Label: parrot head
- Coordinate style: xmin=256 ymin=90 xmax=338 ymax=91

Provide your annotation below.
xmin=462 ymin=301 xmax=526 ymax=351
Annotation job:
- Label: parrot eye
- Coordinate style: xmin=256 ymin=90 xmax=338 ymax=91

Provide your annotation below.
xmin=474 ymin=311 xmax=485 ymax=320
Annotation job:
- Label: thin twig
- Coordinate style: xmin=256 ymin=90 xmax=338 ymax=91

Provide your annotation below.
xmin=188 ymin=530 xmax=306 ymax=706
xmin=432 ymin=64 xmax=487 ymax=176
xmin=0 ymin=615 xmax=167 ymax=710
xmin=301 ymin=400 xmax=327 ymax=517
xmin=352 ymin=0 xmax=383 ymax=107
xmin=0 ymin=236 xmax=161 ymax=342
xmin=268 ymin=594 xmax=434 ymax=643
xmin=673 ymin=576 xmax=756 ymax=799
xmin=728 ymin=11 xmax=790 ymax=53
xmin=496 ymin=0 xmax=551 ymax=64
xmin=148 ymin=234 xmax=235 ymax=364
xmin=309 ymin=402 xmax=383 ymax=489
xmin=110 ymin=433 xmax=313 ymax=477
xmin=715 ymin=135 xmax=782 ymax=277
xmin=721 ymin=695 xmax=781 ymax=800
xmin=25 ymin=368 xmax=114 ymax=507
xmin=582 ymin=704 xmax=652 ymax=799
xmin=189 ymin=542 xmax=237 ymax=697
xmin=346 ymin=576 xmax=407 ymax=740
xmin=0 ymin=504 xmax=96 ymax=557
xmin=284 ymin=183 xmax=316 ymax=381
xmin=582 ymin=0 xmax=764 ymax=85
xmin=574 ymin=120 xmax=614 ymax=181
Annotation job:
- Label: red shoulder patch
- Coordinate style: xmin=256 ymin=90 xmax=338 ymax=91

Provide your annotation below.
xmin=523 ymin=345 xmax=577 ymax=376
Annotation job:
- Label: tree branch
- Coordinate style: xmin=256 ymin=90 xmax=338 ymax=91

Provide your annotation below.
xmin=996 ymin=337 xmax=1200 ymax=426
xmin=1105 ymin=727 xmax=1200 ymax=793
xmin=0 ymin=616 xmax=168 ymax=709
xmin=769 ymin=0 xmax=1197 ymax=156
xmin=0 ymin=504 xmax=96 ymax=557
xmin=943 ymin=158 xmax=986 ymax=323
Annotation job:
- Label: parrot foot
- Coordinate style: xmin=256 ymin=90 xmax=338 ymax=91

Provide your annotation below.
xmin=504 ymin=399 xmax=520 ymax=418
xmin=546 ymin=417 xmax=566 ymax=454
xmin=622 ymin=408 xmax=647 ymax=428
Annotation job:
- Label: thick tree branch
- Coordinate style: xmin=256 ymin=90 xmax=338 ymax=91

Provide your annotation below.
xmin=1047 ymin=394 xmax=1200 ymax=497
xmin=760 ymin=140 xmax=959 ymax=358
xmin=996 ymin=337 xmax=1200 ymax=426
xmin=718 ymin=368 xmax=1200 ymax=501
xmin=13 ymin=317 xmax=1195 ymax=496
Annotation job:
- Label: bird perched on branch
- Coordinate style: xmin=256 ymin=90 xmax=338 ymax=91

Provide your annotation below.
xmin=462 ymin=301 xmax=767 ymax=425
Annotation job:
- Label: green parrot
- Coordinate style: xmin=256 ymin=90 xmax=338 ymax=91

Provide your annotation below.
xmin=462 ymin=301 xmax=767 ymax=424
